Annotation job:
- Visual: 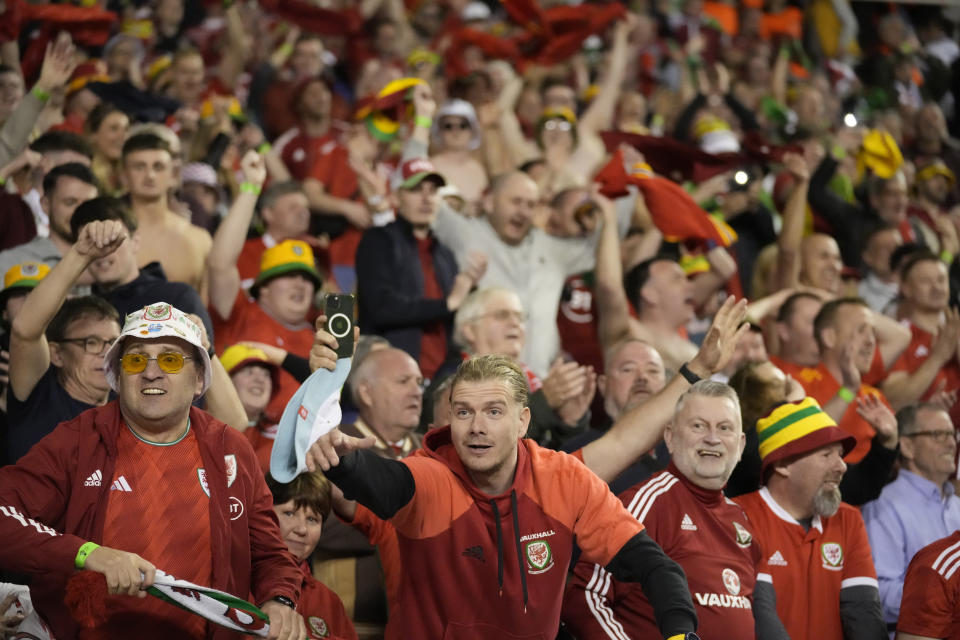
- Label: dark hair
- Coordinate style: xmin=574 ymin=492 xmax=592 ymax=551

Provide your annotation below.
xmin=85 ymin=102 xmax=126 ymax=135
xmin=540 ymin=77 xmax=574 ymax=99
xmin=518 ymin=158 xmax=546 ymax=174
xmin=899 ymin=250 xmax=942 ymax=282
xmin=45 ymin=295 xmax=120 ymax=342
xmin=29 ymin=131 xmax=93 ymax=159
xmin=42 ymin=162 xmax=97 ymax=199
xmin=70 ymin=196 xmax=138 ymax=238
xmin=122 ymin=132 xmax=172 ymax=160
xmin=776 ymin=291 xmax=822 ymax=324
xmin=0 ymin=64 xmax=20 ymax=77
xmin=896 ymin=402 xmax=946 ymax=439
xmin=265 ymin=471 xmax=332 ymax=520
xmin=623 ymin=256 xmax=677 ymax=311
xmin=812 ymin=297 xmax=868 ymax=351
xmin=258 ymin=181 xmax=304 ymax=212
xmin=890 ymin=242 xmax=927 ymax=275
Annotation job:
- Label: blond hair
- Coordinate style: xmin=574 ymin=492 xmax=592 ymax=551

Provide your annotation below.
xmin=450 ymin=354 xmax=529 ymax=408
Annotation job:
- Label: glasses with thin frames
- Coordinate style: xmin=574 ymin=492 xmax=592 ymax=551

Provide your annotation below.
xmin=903 ymin=430 xmax=959 ymax=443
xmin=543 ymin=119 xmax=572 ymax=132
xmin=58 ymin=336 xmax=115 ymax=355
xmin=120 ymin=352 xmax=192 ymax=374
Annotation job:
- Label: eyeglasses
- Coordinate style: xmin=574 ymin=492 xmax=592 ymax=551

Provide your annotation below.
xmin=441 ymin=120 xmax=471 ymax=131
xmin=479 ymin=309 xmax=527 ymax=323
xmin=120 ymin=352 xmax=192 ymax=374
xmin=543 ymin=119 xmax=572 ymax=132
xmin=58 ymin=336 xmax=116 ymax=355
xmin=903 ymin=430 xmax=959 ymax=443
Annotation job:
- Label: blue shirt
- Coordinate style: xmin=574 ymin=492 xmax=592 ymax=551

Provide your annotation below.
xmin=862 ymin=469 xmax=960 ymax=626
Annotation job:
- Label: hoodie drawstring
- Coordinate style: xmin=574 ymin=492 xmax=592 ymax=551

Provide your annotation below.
xmin=511 ymin=490 xmax=529 ymax=613
xmin=491 ymin=498 xmax=504 ymax=596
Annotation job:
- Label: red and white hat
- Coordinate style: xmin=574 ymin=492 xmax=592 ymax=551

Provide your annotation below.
xmin=390 ymin=157 xmax=447 ymax=191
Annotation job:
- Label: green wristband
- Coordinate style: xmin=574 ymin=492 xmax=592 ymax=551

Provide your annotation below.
xmin=837 ymin=386 xmax=855 ymax=403
xmin=256 ymin=142 xmax=272 ymax=154
xmin=239 ymin=182 xmax=262 ymax=195
xmin=75 ymin=541 xmax=100 ymax=569
xmin=941 ymin=250 xmax=954 ymax=264
xmin=31 ymin=86 xmax=51 ymax=102
xmin=414 ymin=115 xmax=432 ymax=129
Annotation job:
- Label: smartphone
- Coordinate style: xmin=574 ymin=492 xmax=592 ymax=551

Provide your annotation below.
xmin=323 ymin=293 xmax=355 ymax=359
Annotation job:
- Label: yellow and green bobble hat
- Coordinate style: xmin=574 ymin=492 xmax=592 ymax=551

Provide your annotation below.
xmin=220 ymin=344 xmax=279 ymax=389
xmin=0 ymin=261 xmax=51 ymax=307
xmin=250 ymin=239 xmax=322 ymax=298
xmin=757 ymin=397 xmax=856 ymax=476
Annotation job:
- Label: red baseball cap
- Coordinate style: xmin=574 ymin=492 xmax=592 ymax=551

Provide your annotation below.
xmin=391 ymin=157 xmax=446 ymax=191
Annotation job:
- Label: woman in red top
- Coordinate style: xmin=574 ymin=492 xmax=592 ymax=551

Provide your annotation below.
xmin=266 ymin=472 xmax=358 ymax=640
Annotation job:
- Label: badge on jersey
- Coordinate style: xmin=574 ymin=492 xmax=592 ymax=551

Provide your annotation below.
xmin=733 ymin=521 xmax=752 ymax=548
xmin=308 ymin=616 xmax=329 ymax=638
xmin=821 ymin=542 xmax=844 ymax=570
xmin=525 ymin=540 xmax=554 ymax=574
xmin=224 ymin=454 xmax=237 ymax=488
xmin=198 ymin=468 xmax=210 ymax=498
xmin=722 ymin=568 xmax=741 ymax=596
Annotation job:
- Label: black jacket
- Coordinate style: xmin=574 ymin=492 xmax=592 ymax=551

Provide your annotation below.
xmin=356 ymin=218 xmax=459 ymax=367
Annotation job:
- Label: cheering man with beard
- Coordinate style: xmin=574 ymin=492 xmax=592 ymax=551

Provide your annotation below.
xmin=734 ymin=398 xmax=887 ymax=640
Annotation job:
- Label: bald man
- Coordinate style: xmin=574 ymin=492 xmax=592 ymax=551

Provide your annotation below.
xmin=800 ymin=234 xmax=844 ymax=295
xmin=430 ymin=170 xmax=628 ymax=376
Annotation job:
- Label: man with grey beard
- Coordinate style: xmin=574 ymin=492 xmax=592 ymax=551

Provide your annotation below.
xmin=734 ymin=398 xmax=887 ymax=640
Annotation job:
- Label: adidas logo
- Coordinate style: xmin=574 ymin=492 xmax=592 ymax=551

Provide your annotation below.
xmin=768 ymin=550 xmax=788 ymax=566
xmin=110 ymin=476 xmax=133 ymax=492
xmin=84 ymin=470 xmax=102 ymax=487
xmin=681 ymin=513 xmax=697 ymax=531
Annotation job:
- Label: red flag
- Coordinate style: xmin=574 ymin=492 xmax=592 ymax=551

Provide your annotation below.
xmin=257 ymin=0 xmax=362 ymax=36
xmin=594 ymin=149 xmax=735 ymax=247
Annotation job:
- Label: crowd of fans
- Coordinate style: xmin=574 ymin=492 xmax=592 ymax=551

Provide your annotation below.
xmin=1 ymin=0 xmax=960 ymax=637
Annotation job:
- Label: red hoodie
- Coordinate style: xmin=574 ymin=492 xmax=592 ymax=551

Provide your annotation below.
xmin=376 ymin=427 xmax=645 ymax=639
xmin=0 ymin=402 xmax=301 ymax=639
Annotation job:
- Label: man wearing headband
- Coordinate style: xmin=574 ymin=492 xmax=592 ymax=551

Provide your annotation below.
xmin=0 ymin=302 xmax=306 ymax=640
xmin=734 ymin=398 xmax=886 ymax=640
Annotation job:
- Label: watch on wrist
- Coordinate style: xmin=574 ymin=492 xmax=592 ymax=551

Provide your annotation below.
xmin=271 ymin=595 xmax=295 ymax=609
xmin=678 ymin=362 xmax=702 ymax=385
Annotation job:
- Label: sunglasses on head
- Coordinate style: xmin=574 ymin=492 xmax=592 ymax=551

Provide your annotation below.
xmin=441 ymin=120 xmax=471 ymax=131
xmin=120 ymin=352 xmax=192 ymax=374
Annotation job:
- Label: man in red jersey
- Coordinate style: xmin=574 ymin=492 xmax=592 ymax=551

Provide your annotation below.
xmin=896 ymin=529 xmax=960 ymax=640
xmin=562 ymin=380 xmax=789 ymax=639
xmin=0 ymin=301 xmax=304 ymax=640
xmin=305 ymin=354 xmax=699 ymax=640
xmin=735 ymin=398 xmax=887 ymax=640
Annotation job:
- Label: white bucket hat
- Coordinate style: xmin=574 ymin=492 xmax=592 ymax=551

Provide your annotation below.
xmin=103 ymin=302 xmax=212 ymax=394
xmin=431 ymin=99 xmax=482 ymax=150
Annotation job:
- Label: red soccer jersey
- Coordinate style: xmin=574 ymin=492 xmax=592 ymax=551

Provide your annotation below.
xmin=97 ymin=425 xmax=212 ymax=638
xmin=734 ymin=488 xmax=879 ymax=640
xmin=890 ymin=321 xmax=960 ymax=426
xmin=298 ymin=563 xmax=359 ymax=640
xmin=898 ymin=530 xmax=960 ymax=640
xmin=791 ymin=362 xmax=890 ymax=463
xmin=562 ymin=465 xmax=765 ymax=639
xmin=244 ymin=419 xmax=278 ymax=473
xmin=212 ymin=293 xmax=315 ymax=424
xmin=237 ymin=235 xmax=273 ymax=292
xmin=771 ymin=347 xmax=885 ymax=387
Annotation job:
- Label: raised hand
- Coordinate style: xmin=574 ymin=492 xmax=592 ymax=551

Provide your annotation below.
xmin=689 ymin=296 xmax=749 ymax=375
xmin=412 ymin=82 xmax=436 ymax=121
xmin=261 ymin=600 xmax=307 ymax=640
xmin=305 ymin=427 xmax=377 ymax=472
xmin=240 ymin=150 xmax=267 ymax=188
xmin=781 ymin=151 xmax=810 ymax=182
xmin=541 ymin=358 xmax=590 ymax=409
xmin=309 ymin=315 xmax=360 ymax=373
xmin=856 ymin=393 xmax=897 ymax=448
xmin=36 ymin=32 xmax=77 ymax=94
xmin=557 ymin=366 xmax=597 ymax=425
xmin=74 ymin=220 xmax=128 ymax=261
xmin=83 ymin=546 xmax=156 ymax=598
xmin=838 ymin=341 xmax=862 ymax=392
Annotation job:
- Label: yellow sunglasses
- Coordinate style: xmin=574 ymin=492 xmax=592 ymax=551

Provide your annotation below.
xmin=120 ymin=352 xmax=192 ymax=374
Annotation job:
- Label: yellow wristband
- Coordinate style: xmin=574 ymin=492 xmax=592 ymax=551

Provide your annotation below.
xmin=837 ymin=386 xmax=855 ymax=403
xmin=667 ymin=635 xmax=686 ymax=640
xmin=75 ymin=541 xmax=100 ymax=569
xmin=239 ymin=182 xmax=262 ymax=195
